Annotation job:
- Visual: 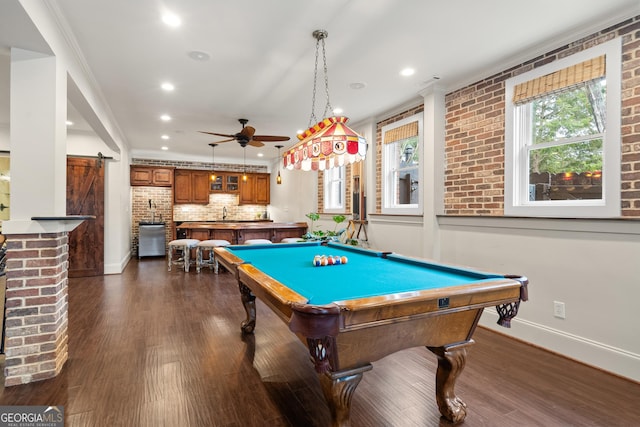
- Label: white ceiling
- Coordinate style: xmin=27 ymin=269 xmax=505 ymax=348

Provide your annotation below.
xmin=1 ymin=0 xmax=639 ymax=163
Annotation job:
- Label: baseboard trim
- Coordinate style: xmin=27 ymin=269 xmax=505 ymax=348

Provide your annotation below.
xmin=104 ymin=251 xmax=132 ymax=275
xmin=479 ymin=310 xmax=640 ymax=383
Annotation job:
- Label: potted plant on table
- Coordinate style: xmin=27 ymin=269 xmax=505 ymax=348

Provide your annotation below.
xmin=303 ymin=213 xmax=356 ymax=245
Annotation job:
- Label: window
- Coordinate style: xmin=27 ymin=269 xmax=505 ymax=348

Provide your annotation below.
xmin=382 ymin=114 xmax=423 ymax=214
xmin=505 ymin=38 xmax=621 ymax=218
xmin=323 ymin=165 xmax=345 ymax=212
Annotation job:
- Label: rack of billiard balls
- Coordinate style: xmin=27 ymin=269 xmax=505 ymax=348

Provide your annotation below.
xmin=313 ymin=254 xmax=348 ymax=267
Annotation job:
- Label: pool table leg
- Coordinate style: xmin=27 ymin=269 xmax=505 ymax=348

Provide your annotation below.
xmin=427 ymin=341 xmax=474 ymax=423
xmin=318 ymin=364 xmax=373 ymax=427
xmin=238 ymin=283 xmax=256 ymax=333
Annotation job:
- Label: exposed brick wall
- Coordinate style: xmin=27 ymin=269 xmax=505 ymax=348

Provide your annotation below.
xmin=132 ymin=158 xmax=267 ymax=174
xmin=620 ymin=17 xmax=640 ymax=216
xmin=444 ymin=15 xmax=640 ymax=216
xmin=374 ymin=105 xmax=425 ymax=213
xmin=3 ymin=233 xmax=69 ymax=386
xmin=172 ymin=194 xmax=270 ymax=222
xmin=131 ymin=187 xmax=173 ymax=254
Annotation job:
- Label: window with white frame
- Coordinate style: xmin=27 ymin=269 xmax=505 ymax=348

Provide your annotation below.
xmin=323 ymin=165 xmax=345 ymax=212
xmin=505 ymin=38 xmax=621 ymax=218
xmin=382 ymin=114 xmax=423 ymax=214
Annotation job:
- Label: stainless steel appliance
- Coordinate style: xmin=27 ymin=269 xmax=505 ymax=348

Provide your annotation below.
xmin=138 ymin=222 xmax=166 ymax=258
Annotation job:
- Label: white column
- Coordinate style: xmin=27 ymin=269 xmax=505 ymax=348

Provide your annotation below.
xmin=9 ymin=48 xmax=66 ymax=221
xmin=419 ymin=84 xmax=446 ymax=260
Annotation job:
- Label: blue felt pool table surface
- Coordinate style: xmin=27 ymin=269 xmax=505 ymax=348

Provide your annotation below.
xmin=225 ymin=242 xmax=504 ymax=305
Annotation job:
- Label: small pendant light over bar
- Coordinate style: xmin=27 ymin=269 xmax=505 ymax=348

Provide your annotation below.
xmin=284 ymin=30 xmax=366 ymax=171
xmin=275 ymin=145 xmax=283 ymax=184
xmin=209 ymin=143 xmax=218 ymax=181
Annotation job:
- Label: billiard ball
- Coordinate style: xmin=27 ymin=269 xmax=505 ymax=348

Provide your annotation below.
xmin=341 ymin=256 xmax=348 ymax=264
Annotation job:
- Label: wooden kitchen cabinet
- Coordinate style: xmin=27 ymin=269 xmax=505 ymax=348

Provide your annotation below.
xmin=130 ymin=166 xmax=174 ymax=187
xmin=210 ymin=173 xmax=240 ymax=193
xmin=225 ymin=174 xmax=240 ymax=192
xmin=239 ymin=173 xmax=270 ymax=205
xmin=174 ymin=169 xmax=210 ymax=204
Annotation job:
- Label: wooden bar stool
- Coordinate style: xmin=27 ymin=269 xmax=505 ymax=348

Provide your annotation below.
xmin=167 ymin=239 xmax=200 ymax=272
xmin=196 ymin=239 xmax=231 ymax=273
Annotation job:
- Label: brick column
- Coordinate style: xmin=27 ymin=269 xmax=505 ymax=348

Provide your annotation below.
xmin=3 ymin=233 xmax=69 ymax=386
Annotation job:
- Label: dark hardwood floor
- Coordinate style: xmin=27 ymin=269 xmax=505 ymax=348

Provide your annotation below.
xmin=1 ymin=258 xmax=638 ymax=426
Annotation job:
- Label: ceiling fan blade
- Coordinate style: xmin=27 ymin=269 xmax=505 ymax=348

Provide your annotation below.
xmin=248 ymin=140 xmax=265 ymax=147
xmin=213 ymin=138 xmax=236 ymax=143
xmin=199 ymin=131 xmax=236 ymax=138
xmin=252 ymin=135 xmax=291 ymax=142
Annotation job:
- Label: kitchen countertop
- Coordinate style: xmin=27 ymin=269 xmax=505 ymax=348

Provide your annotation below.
xmin=174 ymin=219 xmax=273 ymax=224
xmin=176 ymin=221 xmax=307 ymax=230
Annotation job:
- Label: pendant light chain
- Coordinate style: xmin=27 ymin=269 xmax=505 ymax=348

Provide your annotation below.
xmin=288 ymin=29 xmax=367 ymax=172
xmin=308 ymin=30 xmax=332 ymax=128
xmin=320 ymin=35 xmax=333 ymax=119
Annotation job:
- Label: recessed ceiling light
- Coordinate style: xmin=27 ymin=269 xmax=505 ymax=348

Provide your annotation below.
xmin=161 ymin=135 xmax=170 ymax=140
xmin=333 ymin=108 xmax=343 ymax=115
xmin=160 ymin=114 xmax=171 ymax=121
xmin=257 ymin=153 xmax=264 ymax=157
xmin=66 ymin=120 xmax=74 ymax=126
xmin=188 ymin=51 xmax=210 ymax=61
xmin=162 ymin=12 xmax=181 ymax=28
xmin=161 ymin=82 xmax=175 ymax=91
xmin=296 ymin=129 xmax=304 ymax=135
xmin=161 ymin=146 xmax=169 ymax=151
xmin=349 ymin=82 xmax=367 ymax=90
xmin=400 ymin=68 xmax=415 ymax=77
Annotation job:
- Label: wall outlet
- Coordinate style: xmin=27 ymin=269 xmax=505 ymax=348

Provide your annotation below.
xmin=553 ymin=301 xmax=566 ymax=319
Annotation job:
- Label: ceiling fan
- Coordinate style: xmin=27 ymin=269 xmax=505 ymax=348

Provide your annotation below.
xmin=199 ymin=118 xmax=290 ymax=147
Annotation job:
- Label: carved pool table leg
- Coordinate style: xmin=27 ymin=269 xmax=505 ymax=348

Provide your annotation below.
xmin=427 ymin=341 xmax=474 ymax=423
xmin=318 ymin=365 xmax=373 ymax=427
xmin=238 ymin=283 xmax=256 ymax=333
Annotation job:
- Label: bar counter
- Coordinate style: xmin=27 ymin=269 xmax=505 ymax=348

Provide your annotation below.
xmin=176 ymin=221 xmax=308 ymax=244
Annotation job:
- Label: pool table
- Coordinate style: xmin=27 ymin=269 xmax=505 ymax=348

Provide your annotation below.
xmin=214 ymin=242 xmax=528 ymax=426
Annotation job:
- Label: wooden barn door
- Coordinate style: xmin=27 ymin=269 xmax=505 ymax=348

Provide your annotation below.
xmin=66 ymin=157 xmax=105 ymax=277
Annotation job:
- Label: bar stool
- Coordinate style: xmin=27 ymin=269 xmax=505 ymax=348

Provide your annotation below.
xmin=196 ymin=239 xmax=231 ymax=273
xmin=167 ymin=239 xmax=200 ymax=272
xmin=280 ymin=237 xmax=304 ymax=243
xmin=244 ymin=239 xmax=273 ymax=245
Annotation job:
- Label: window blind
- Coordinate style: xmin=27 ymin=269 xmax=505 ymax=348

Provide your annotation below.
xmin=512 ymin=55 xmax=605 ymax=105
xmin=384 ymin=121 xmax=418 ymax=144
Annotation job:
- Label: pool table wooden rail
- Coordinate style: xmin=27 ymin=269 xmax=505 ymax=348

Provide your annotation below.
xmin=335 ymin=278 xmax=524 ymax=329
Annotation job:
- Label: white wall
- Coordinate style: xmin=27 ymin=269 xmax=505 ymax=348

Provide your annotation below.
xmin=438 ymin=217 xmax=640 ymax=382
xmin=269 ymin=163 xmax=317 ymax=224
xmin=365 ymin=215 xmax=640 ymax=382
xmin=366 ymin=216 xmax=425 ymax=255
xmin=103 ymin=149 xmax=132 ymax=274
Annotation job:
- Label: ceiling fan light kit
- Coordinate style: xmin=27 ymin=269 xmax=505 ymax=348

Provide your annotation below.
xmin=284 ymin=29 xmax=367 ymax=172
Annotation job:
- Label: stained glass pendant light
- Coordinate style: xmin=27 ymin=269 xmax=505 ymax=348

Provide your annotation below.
xmin=284 ymin=30 xmax=366 ymax=171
